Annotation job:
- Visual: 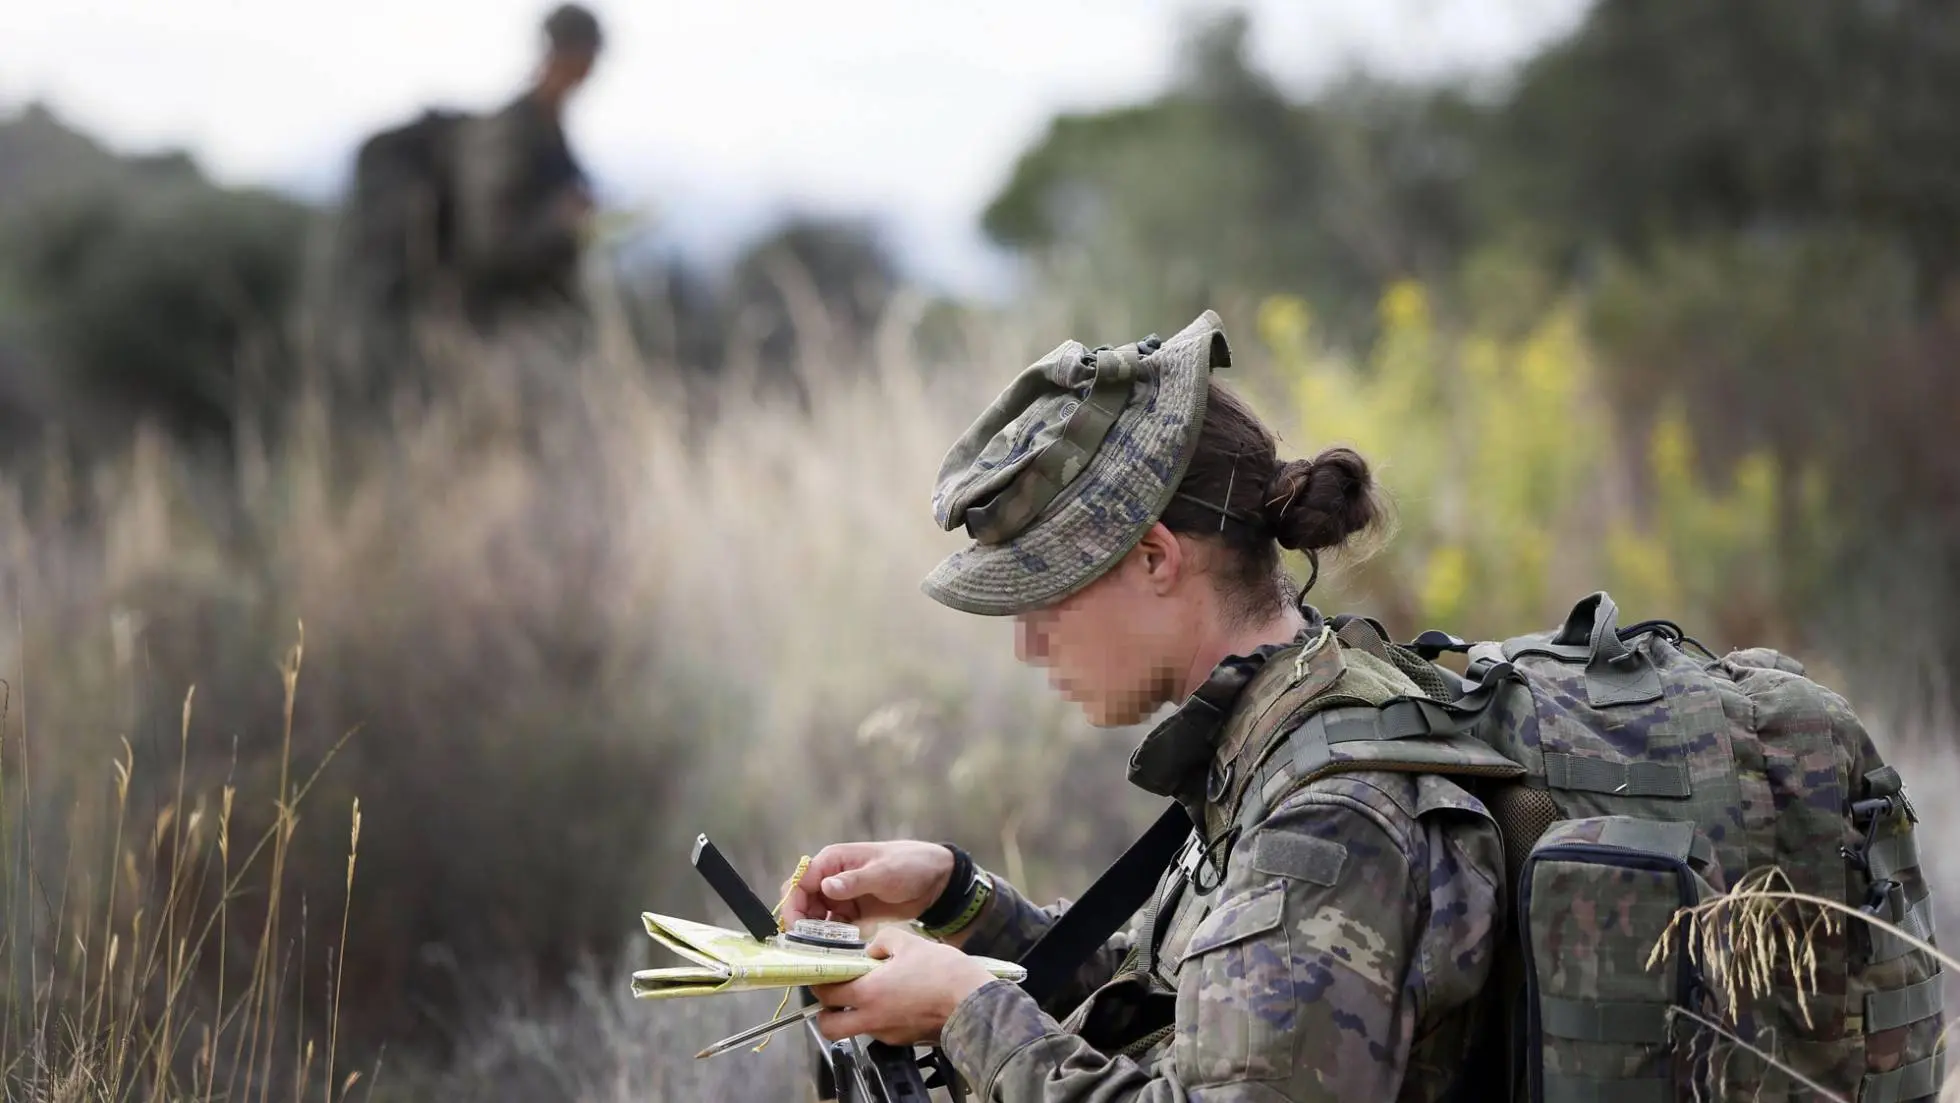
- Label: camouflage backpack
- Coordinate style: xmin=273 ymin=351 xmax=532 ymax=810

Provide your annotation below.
xmin=1313 ymin=591 xmax=1945 ymax=1103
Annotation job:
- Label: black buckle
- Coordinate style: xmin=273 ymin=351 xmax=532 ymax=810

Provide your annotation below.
xmin=1862 ymin=878 xmax=1907 ymax=922
xmin=1845 ymin=795 xmax=1912 ymax=918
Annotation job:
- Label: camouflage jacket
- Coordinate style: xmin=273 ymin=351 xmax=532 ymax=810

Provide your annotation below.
xmin=943 ymin=630 xmax=1506 ymax=1102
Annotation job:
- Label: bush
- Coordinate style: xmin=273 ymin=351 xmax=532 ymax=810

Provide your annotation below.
xmin=3 ymin=183 xmax=312 ymax=457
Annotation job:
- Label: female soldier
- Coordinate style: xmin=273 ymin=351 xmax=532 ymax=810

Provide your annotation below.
xmin=782 ymin=311 xmax=1508 ymax=1102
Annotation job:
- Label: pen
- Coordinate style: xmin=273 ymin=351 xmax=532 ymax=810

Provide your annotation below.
xmin=695 ymin=1001 xmax=828 ymax=1059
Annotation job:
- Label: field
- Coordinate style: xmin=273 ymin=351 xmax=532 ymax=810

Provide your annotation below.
xmin=2 ymin=292 xmax=1954 ymax=1101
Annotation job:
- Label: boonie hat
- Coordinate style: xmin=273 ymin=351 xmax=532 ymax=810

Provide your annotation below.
xmin=923 ymin=310 xmax=1232 ymax=616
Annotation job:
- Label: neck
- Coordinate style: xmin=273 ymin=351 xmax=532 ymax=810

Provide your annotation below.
xmin=532 ymin=84 xmax=567 ymax=117
xmin=1176 ymin=601 xmax=1307 ymax=700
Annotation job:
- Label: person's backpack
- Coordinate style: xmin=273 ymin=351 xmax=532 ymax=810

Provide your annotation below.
xmin=1326 ymin=591 xmax=1944 ymax=1103
xmin=344 ymin=108 xmax=471 ymax=312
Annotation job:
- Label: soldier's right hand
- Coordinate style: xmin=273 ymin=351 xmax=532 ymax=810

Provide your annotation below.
xmin=780 ymin=841 xmax=955 ymax=929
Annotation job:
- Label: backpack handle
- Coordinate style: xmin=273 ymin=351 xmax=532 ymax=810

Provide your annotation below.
xmin=1550 ymin=592 xmax=1665 ymax=707
xmin=1553 ymin=592 xmax=1633 ymax=666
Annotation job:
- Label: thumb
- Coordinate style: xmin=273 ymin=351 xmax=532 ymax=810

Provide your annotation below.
xmin=820 ymin=868 xmax=862 ymax=900
xmin=823 ymin=856 xmax=907 ymax=902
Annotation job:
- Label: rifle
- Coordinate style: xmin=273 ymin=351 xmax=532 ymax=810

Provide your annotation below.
xmin=690 ymin=835 xmax=969 ymax=1101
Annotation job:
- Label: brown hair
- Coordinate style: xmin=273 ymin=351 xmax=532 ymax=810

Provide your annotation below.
xmin=1157 ymin=381 xmax=1388 ymax=623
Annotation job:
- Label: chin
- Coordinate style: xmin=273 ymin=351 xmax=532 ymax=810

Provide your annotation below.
xmin=1079 ymin=700 xmax=1148 ymax=729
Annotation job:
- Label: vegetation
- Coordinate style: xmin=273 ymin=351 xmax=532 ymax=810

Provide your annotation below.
xmin=1 ymin=0 xmax=1956 ymax=1097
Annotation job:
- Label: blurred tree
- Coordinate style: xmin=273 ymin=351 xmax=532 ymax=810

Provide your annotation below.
xmin=5 ymin=184 xmax=310 ymax=460
xmin=1493 ymin=0 xmax=1960 ymax=286
xmin=0 ymin=104 xmax=312 ymax=466
xmin=727 ymin=212 xmax=899 ymax=378
xmin=982 ymin=11 xmax=1483 ymax=346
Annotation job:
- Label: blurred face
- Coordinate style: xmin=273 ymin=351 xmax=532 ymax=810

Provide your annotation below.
xmin=1013 ymin=526 xmax=1196 ymax=727
xmin=540 ymin=49 xmax=598 ymax=101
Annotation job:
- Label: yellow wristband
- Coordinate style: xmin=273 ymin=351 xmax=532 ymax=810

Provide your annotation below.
xmin=924 ymin=871 xmax=992 ymax=939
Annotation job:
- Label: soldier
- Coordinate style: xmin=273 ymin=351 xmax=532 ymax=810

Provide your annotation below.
xmin=781 ymin=311 xmax=1507 ymax=1101
xmin=451 ymin=3 xmax=604 ymax=334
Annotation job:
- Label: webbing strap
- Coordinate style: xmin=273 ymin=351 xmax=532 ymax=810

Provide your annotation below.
xmin=1376 ymin=695 xmax=1490 ymax=739
xmin=1310 ymin=658 xmax=1522 ymax=751
xmin=1861 ymin=1051 xmax=1945 ymax=1103
xmin=1866 ymin=974 xmax=1945 ymax=1033
xmin=1869 ymin=893 xmax=1938 ymax=965
xmin=1543 ymin=752 xmax=1692 ymax=798
xmin=1233 ymin=660 xmax=1527 ymax=835
xmin=1868 ymin=831 xmax=1922 ymax=882
xmin=963 ymin=346 xmax=1138 ymax=544
xmin=1540 ymin=1072 xmax=1670 ymax=1103
xmin=1015 ymin=802 xmax=1193 ymax=1008
xmin=1537 ymin=995 xmax=1672 ymax=1043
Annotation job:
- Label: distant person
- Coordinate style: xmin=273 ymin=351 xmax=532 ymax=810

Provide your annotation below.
xmin=451 ymin=3 xmax=605 ymax=336
xmin=338 ymin=3 xmax=603 ymax=384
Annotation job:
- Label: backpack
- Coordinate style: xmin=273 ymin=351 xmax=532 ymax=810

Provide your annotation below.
xmin=344 ymin=108 xmax=471 ymax=311
xmin=1314 ymin=591 xmax=1945 ymax=1103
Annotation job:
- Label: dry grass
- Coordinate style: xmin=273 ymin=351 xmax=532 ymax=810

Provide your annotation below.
xmin=0 ymin=622 xmax=370 ymax=1101
xmin=1650 ymin=872 xmax=1960 ymax=1103
xmin=2 ymin=290 xmax=1955 ymax=1100
xmin=0 ymin=299 xmax=1164 ymax=1099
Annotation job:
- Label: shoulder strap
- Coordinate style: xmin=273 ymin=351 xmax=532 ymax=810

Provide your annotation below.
xmin=1331 ymin=613 xmax=1463 ymax=702
xmin=1015 ymin=802 xmax=1193 ymax=1008
xmin=1226 ymin=660 xmax=1528 ymax=840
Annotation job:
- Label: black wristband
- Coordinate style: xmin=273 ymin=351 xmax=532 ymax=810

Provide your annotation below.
xmin=917 ymin=844 xmax=976 ymax=929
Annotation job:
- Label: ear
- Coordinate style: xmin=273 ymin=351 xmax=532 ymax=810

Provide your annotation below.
xmin=1131 ymin=523 xmax=1186 ymax=597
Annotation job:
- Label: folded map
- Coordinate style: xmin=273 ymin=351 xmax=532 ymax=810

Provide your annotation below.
xmin=631 ymin=912 xmax=1028 ymax=998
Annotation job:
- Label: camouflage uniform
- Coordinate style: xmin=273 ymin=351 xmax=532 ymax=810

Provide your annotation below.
xmin=920 ymin=313 xmax=1504 ymax=1100
xmin=940 ymin=629 xmax=1507 ymax=1102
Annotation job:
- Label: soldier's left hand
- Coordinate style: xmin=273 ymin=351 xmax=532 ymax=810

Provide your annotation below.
xmin=810 ymin=926 xmax=996 ymax=1046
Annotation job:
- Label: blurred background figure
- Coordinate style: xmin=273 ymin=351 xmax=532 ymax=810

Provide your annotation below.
xmin=335 ymin=3 xmax=604 ymax=413
xmin=452 ymin=3 xmax=603 ymax=335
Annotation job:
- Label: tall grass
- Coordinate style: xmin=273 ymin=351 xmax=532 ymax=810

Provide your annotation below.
xmin=2 ymin=284 xmax=1953 ymax=1099
xmin=0 ymin=617 xmax=371 ymax=1101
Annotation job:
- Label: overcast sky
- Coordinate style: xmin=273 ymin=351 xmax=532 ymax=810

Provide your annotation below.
xmin=1 ymin=0 xmax=1588 ymax=293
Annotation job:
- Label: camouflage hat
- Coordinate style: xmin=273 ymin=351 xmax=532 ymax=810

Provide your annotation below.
xmin=922 ymin=310 xmax=1232 ymax=616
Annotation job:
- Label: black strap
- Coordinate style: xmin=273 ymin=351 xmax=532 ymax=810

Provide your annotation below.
xmin=1016 ymin=803 xmax=1194 ymax=1008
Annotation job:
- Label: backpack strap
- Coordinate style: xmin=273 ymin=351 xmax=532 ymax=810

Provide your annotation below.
xmin=1229 ymin=660 xmax=1529 ymax=838
xmin=1330 ymin=613 xmax=1463 ymax=702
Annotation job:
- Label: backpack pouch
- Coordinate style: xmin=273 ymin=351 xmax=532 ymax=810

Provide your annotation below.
xmin=1521 ymin=815 xmax=1724 ymax=1103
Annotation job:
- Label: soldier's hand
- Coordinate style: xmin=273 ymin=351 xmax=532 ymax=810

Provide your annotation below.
xmin=780 ymin=841 xmax=954 ymax=929
xmin=811 ymin=926 xmax=995 ymax=1046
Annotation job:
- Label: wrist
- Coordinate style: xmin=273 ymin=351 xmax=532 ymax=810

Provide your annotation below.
xmin=924 ymin=872 xmax=991 ymax=940
xmin=918 ymin=845 xmax=983 ymax=935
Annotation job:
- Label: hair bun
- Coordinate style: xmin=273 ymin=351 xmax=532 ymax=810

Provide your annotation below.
xmin=1261 ymin=447 xmax=1381 ymax=553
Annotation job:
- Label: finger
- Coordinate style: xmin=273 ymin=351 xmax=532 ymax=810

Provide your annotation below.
xmin=779 ymin=884 xmax=814 ymax=925
xmin=820 ymin=855 xmax=922 ymax=905
xmin=866 ymin=924 xmax=916 ymax=959
xmin=815 ymin=1006 xmax=876 ymax=1043
xmin=781 ymin=879 xmax=862 ymax=926
xmin=812 ymin=975 xmax=865 ymax=1004
xmin=798 ymin=844 xmax=879 ymax=895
